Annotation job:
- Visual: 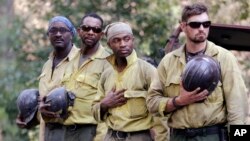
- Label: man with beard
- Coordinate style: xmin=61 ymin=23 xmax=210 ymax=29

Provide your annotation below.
xmin=146 ymin=3 xmax=248 ymax=141
xmin=61 ymin=13 xmax=110 ymax=141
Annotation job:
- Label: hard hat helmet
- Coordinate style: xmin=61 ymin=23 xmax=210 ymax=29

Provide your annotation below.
xmin=16 ymin=88 xmax=39 ymax=128
xmin=182 ymin=55 xmax=221 ymax=94
xmin=44 ymin=87 xmax=75 ymax=119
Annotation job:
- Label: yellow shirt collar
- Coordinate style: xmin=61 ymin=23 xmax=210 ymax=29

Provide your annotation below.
xmin=107 ymin=49 xmax=137 ymax=68
xmin=88 ymin=44 xmax=110 ymax=60
xmin=173 ymin=40 xmax=219 ymax=58
xmin=48 ymin=45 xmax=79 ymax=61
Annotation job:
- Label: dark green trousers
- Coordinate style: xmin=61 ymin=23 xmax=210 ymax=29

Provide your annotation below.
xmin=45 ymin=123 xmax=97 ymax=141
xmin=170 ymin=133 xmax=220 ymax=141
xmin=104 ymin=129 xmax=153 ymax=141
xmin=170 ymin=124 xmax=229 ymax=141
xmin=45 ymin=123 xmax=65 ymax=141
xmin=64 ymin=124 xmax=97 ymax=141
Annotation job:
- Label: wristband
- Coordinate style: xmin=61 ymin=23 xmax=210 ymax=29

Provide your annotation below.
xmin=172 ymin=96 xmax=182 ymax=109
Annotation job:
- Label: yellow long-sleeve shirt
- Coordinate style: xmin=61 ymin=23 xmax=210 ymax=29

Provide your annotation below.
xmin=62 ymin=45 xmax=110 ymax=125
xmin=92 ymin=50 xmax=155 ymax=132
xmin=38 ymin=45 xmax=79 ymax=141
xmin=147 ymin=41 xmax=248 ymax=129
xmin=39 ymin=45 xmax=79 ymax=97
xmin=152 ymin=116 xmax=169 ymax=141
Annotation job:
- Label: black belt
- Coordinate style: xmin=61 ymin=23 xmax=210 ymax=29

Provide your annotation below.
xmin=109 ymin=128 xmax=150 ymax=139
xmin=171 ymin=124 xmax=224 ymax=138
xmin=46 ymin=123 xmax=96 ymax=131
xmin=46 ymin=123 xmax=63 ymax=129
xmin=65 ymin=124 xmax=97 ymax=131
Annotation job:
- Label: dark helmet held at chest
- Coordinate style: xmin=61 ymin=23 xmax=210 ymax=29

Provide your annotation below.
xmin=44 ymin=87 xmax=75 ymax=119
xmin=182 ymin=55 xmax=221 ymax=94
xmin=16 ymin=88 xmax=40 ymax=128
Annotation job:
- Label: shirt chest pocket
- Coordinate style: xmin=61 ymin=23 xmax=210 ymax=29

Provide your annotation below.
xmin=125 ymin=91 xmax=148 ymax=118
xmin=38 ymin=72 xmax=50 ymax=87
xmin=164 ymin=76 xmax=181 ymax=97
xmin=61 ymin=73 xmax=73 ymax=88
xmin=75 ymin=73 xmax=100 ymax=88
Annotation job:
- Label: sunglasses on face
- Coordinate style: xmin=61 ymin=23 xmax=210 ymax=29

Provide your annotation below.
xmin=48 ymin=27 xmax=70 ymax=35
xmin=80 ymin=25 xmax=102 ymax=33
xmin=186 ymin=21 xmax=211 ymax=29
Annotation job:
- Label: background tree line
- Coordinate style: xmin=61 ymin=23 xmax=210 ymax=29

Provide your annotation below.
xmin=0 ymin=0 xmax=249 ymax=140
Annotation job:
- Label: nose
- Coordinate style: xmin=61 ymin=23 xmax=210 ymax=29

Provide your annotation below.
xmin=55 ymin=31 xmax=62 ymax=36
xmin=199 ymin=24 xmax=205 ymax=30
xmin=87 ymin=29 xmax=94 ymax=35
xmin=120 ymin=40 xmax=126 ymax=47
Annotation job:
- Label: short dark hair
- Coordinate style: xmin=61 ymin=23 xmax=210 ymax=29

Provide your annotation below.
xmin=80 ymin=13 xmax=104 ymax=28
xmin=181 ymin=3 xmax=208 ymax=22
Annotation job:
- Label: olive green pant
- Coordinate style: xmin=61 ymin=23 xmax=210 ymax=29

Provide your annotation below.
xmin=64 ymin=124 xmax=97 ymax=141
xmin=170 ymin=132 xmax=220 ymax=141
xmin=45 ymin=123 xmax=97 ymax=141
xmin=45 ymin=123 xmax=65 ymax=141
xmin=104 ymin=129 xmax=153 ymax=141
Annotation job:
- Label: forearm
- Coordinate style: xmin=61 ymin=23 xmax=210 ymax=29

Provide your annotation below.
xmin=146 ymin=75 xmax=167 ymax=115
xmin=100 ymin=102 xmax=109 ymax=121
xmin=92 ymin=102 xmax=105 ymax=122
xmin=165 ymin=96 xmax=184 ymax=113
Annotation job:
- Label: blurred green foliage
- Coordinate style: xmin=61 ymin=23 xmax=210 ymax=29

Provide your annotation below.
xmin=48 ymin=0 xmax=180 ymax=61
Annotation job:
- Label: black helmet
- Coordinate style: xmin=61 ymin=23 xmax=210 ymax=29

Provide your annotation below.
xmin=182 ymin=55 xmax=221 ymax=94
xmin=44 ymin=87 xmax=75 ymax=119
xmin=16 ymin=88 xmax=39 ymax=128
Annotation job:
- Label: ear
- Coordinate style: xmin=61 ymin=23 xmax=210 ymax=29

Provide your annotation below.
xmin=99 ymin=31 xmax=104 ymax=38
xmin=132 ymin=36 xmax=135 ymax=41
xmin=180 ymin=22 xmax=187 ymax=33
xmin=77 ymin=28 xmax=81 ymax=36
xmin=107 ymin=41 xmax=110 ymax=47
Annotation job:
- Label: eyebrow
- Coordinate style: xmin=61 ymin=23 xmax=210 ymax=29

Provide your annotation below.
xmin=81 ymin=24 xmax=102 ymax=28
xmin=187 ymin=20 xmax=210 ymax=22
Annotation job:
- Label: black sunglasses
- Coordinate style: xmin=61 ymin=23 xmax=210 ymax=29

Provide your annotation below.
xmin=80 ymin=25 xmax=102 ymax=33
xmin=186 ymin=21 xmax=211 ymax=29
